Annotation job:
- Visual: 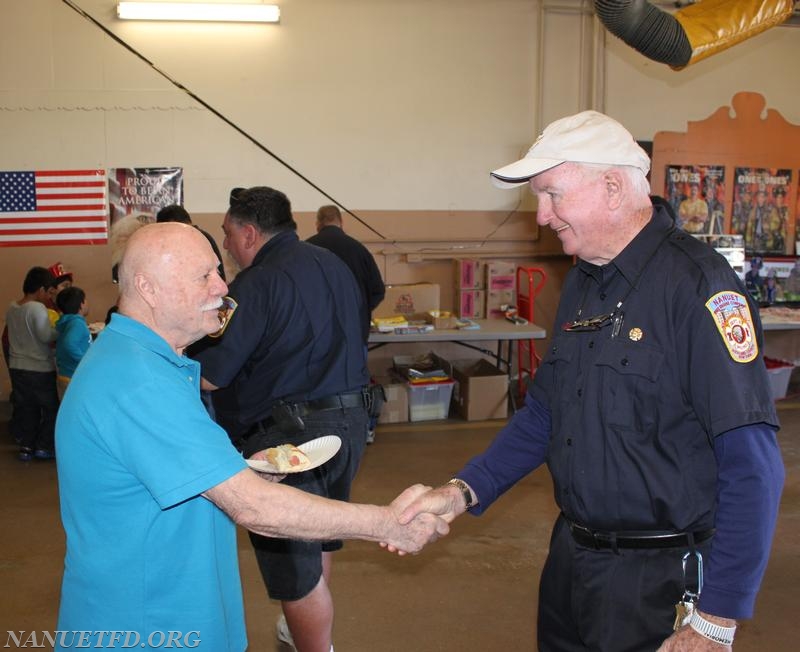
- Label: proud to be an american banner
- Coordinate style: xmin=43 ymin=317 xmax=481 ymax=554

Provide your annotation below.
xmin=0 ymin=169 xmax=108 ymax=247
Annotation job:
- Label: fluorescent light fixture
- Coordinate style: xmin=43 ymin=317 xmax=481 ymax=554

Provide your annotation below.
xmin=117 ymin=2 xmax=280 ymax=23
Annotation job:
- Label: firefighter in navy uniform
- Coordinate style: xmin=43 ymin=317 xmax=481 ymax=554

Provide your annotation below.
xmin=196 ymin=186 xmax=373 ymax=652
xmin=399 ymin=111 xmax=784 ymax=652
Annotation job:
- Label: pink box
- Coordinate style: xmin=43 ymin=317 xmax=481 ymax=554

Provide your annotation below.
xmin=454 ymin=259 xmax=484 ymax=289
xmin=486 ymin=261 xmax=517 ymax=291
xmin=456 ymin=289 xmax=485 ymax=319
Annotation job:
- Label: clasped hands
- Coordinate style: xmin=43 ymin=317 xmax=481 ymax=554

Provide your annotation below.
xmin=381 ymin=483 xmax=468 ymax=555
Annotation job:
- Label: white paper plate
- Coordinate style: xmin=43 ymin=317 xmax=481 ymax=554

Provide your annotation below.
xmin=246 ymin=435 xmax=342 ymax=474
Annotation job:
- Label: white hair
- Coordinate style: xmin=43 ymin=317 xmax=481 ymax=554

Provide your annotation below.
xmin=109 ymin=213 xmax=152 ymax=267
xmin=577 ymin=162 xmax=652 ymax=207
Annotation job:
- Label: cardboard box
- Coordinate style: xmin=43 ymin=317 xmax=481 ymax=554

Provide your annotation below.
xmin=456 ymin=289 xmax=485 ymax=319
xmin=407 ymin=379 xmax=455 ymax=422
xmin=486 ymin=289 xmax=516 ymax=319
xmin=486 ymin=260 xmax=516 ymax=291
xmin=375 ymin=377 xmax=409 ymax=424
xmin=451 ymin=359 xmax=509 ymax=421
xmin=374 ymin=283 xmax=440 ymax=319
xmin=454 ymin=258 xmax=485 ymax=289
xmin=426 ymin=310 xmax=458 ymax=330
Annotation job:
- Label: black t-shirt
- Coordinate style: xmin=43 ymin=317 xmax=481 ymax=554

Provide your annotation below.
xmin=307 ymin=226 xmax=385 ymax=342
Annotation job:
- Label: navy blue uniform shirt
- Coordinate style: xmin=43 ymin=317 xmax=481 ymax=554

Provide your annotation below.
xmin=457 ymin=201 xmax=783 ymax=619
xmin=530 ymin=202 xmax=778 ymax=532
xmin=196 ymin=230 xmax=369 ymax=440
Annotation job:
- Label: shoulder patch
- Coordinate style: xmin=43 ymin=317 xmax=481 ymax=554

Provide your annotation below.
xmin=704 ymin=291 xmax=758 ymax=363
xmin=209 ymin=296 xmax=238 ymax=338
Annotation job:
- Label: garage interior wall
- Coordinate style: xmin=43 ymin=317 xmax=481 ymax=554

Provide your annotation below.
xmin=1 ymin=0 xmax=798 ymax=395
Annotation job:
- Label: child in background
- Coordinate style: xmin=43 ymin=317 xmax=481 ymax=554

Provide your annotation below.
xmin=46 ymin=262 xmax=74 ymax=327
xmin=55 ymin=287 xmax=91 ymax=400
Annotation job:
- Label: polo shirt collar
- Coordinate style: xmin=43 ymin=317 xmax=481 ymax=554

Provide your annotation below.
xmin=106 ymin=313 xmax=195 ymax=369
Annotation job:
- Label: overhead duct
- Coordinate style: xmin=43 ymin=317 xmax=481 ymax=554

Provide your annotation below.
xmin=594 ymin=0 xmax=795 ymax=69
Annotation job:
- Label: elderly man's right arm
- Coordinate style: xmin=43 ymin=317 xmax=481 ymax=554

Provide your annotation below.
xmin=205 ymin=470 xmax=449 ymax=554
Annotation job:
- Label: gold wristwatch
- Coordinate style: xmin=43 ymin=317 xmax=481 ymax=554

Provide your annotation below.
xmin=447 ymin=478 xmax=474 ymax=510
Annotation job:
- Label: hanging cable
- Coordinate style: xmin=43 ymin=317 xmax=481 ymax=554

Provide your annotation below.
xmin=59 ymin=0 xmax=388 ymax=239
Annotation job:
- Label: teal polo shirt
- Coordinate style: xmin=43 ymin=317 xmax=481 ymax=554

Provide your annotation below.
xmin=56 ymin=314 xmax=248 ymax=650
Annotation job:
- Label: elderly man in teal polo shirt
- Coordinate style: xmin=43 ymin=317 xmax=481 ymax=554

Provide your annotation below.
xmin=54 ymin=222 xmax=448 ymax=651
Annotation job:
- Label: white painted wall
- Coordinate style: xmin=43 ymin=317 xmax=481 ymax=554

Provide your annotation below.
xmin=603 ymin=18 xmax=800 ymax=139
xmin=1 ymin=0 xmax=798 ymax=215
xmin=2 ymin=0 xmax=542 ymax=213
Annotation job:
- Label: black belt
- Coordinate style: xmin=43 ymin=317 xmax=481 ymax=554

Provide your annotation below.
xmin=283 ymin=389 xmax=369 ymax=417
xmin=240 ymin=390 xmax=369 ymax=444
xmin=566 ymin=518 xmax=715 ymax=550
xmin=254 ymin=389 xmax=370 ymax=435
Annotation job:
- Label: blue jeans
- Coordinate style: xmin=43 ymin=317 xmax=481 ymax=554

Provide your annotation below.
xmin=9 ymin=368 xmax=58 ymax=452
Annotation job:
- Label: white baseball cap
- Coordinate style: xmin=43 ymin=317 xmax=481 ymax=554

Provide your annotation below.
xmin=490 ymin=110 xmax=651 ymax=189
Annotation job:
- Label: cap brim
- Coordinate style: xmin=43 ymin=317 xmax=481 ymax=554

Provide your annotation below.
xmin=490 ymin=158 xmax=565 ymax=189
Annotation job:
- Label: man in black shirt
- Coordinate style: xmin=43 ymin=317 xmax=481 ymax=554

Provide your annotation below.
xmin=308 ymin=205 xmax=387 ymax=445
xmin=307 ymin=205 xmax=385 ymax=343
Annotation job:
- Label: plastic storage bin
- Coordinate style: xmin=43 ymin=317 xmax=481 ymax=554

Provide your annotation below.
xmin=407 ymin=379 xmax=455 ymax=422
xmin=765 ymin=357 xmax=795 ymax=400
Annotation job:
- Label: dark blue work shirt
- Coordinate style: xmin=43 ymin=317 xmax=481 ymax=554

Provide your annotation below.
xmin=195 ymin=230 xmax=368 ymax=440
xmin=307 ymin=225 xmax=385 ymax=343
xmin=530 ymin=203 xmax=778 ymax=532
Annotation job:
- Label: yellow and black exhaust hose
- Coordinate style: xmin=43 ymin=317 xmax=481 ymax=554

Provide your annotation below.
xmin=594 ymin=0 xmax=795 ymax=70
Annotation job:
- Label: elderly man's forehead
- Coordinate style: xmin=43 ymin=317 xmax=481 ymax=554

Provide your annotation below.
xmin=127 ymin=224 xmax=204 ymax=264
xmin=529 ymin=164 xmax=566 ymax=188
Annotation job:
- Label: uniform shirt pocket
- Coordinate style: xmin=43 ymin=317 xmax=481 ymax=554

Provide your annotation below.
xmin=539 ymin=334 xmax=578 ymax=397
xmin=594 ymin=339 xmax=665 ymax=431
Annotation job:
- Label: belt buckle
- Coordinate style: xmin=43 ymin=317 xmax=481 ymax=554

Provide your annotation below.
xmin=573 ymin=523 xmax=602 ymax=549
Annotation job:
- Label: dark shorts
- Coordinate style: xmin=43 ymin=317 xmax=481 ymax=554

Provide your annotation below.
xmin=242 ymin=406 xmax=369 ymax=601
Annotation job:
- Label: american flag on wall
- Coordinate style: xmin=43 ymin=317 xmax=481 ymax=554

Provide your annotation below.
xmin=0 ymin=169 xmax=108 ymax=247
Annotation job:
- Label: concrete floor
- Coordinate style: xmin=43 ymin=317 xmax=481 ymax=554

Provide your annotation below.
xmin=1 ymin=402 xmax=797 ymax=651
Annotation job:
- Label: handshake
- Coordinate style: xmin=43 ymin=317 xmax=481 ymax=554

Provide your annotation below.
xmin=379 ymin=482 xmax=472 ymax=555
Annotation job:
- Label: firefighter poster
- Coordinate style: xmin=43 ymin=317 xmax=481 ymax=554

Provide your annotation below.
xmin=731 ymin=167 xmax=792 ymax=256
xmin=664 ymin=164 xmax=725 ymax=235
